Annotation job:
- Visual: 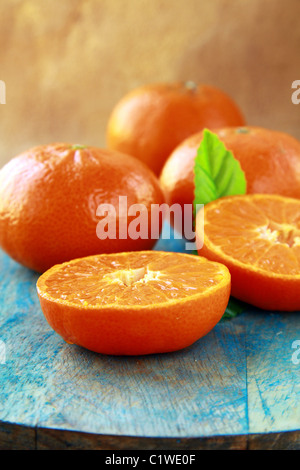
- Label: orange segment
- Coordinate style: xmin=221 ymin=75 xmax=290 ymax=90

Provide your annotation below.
xmin=37 ymin=251 xmax=231 ymax=355
xmin=197 ymin=194 xmax=300 ymax=311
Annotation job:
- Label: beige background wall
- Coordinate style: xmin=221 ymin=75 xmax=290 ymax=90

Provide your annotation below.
xmin=0 ymin=0 xmax=299 ymax=167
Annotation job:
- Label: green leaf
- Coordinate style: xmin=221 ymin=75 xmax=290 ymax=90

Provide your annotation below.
xmin=71 ymin=144 xmax=86 ymax=150
xmin=192 ymin=130 xmax=248 ymax=321
xmin=193 ymin=129 xmax=247 ymax=209
xmin=221 ymin=297 xmax=247 ymax=322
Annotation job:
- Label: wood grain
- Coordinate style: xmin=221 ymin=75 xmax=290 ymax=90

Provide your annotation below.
xmin=0 ymin=241 xmax=299 ymax=450
xmin=36 ymin=428 xmax=247 ymax=450
xmin=245 ymin=311 xmax=300 ymax=434
xmin=0 ymin=422 xmax=35 ymax=450
xmin=248 ymin=430 xmax=300 ymax=450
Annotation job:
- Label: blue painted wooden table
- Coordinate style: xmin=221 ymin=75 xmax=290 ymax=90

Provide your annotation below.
xmin=0 ymin=226 xmax=299 ymax=449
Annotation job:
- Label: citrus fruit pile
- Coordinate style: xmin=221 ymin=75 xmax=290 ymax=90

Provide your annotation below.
xmin=1 ymin=80 xmax=300 ymax=356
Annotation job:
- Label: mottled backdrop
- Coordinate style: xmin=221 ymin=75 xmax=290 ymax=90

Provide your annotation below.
xmin=0 ymin=0 xmax=299 ymax=166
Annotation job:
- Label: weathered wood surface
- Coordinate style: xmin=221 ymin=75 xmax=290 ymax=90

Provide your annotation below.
xmin=0 ymin=227 xmax=299 ymax=449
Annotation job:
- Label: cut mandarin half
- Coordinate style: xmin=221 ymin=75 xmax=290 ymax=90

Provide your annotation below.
xmin=36 ymin=251 xmax=231 ymax=355
xmin=197 ymin=194 xmax=300 ymax=311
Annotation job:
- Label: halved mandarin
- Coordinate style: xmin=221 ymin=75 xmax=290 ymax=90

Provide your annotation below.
xmin=37 ymin=251 xmax=231 ymax=355
xmin=197 ymin=194 xmax=300 ymax=311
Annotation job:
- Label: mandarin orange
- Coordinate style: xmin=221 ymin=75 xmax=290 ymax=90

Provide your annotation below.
xmin=160 ymin=126 xmax=300 ymax=210
xmin=0 ymin=144 xmax=164 ymax=273
xmin=107 ymin=82 xmax=245 ymax=175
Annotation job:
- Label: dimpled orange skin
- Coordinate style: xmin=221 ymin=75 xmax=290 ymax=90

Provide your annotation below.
xmin=106 ymin=82 xmax=245 ymax=175
xmin=160 ymin=126 xmax=300 ymax=209
xmin=0 ymin=144 xmax=165 ymax=273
